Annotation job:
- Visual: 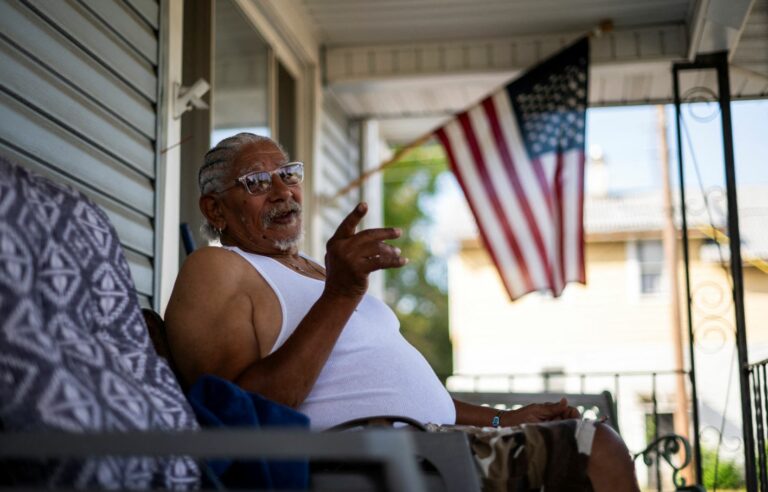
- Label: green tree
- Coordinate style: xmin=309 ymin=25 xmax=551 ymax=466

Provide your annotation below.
xmin=383 ymin=143 xmax=453 ymax=381
xmin=701 ymin=446 xmax=745 ymax=490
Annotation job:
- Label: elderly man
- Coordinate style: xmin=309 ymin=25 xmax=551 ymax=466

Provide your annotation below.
xmin=165 ymin=133 xmax=639 ymax=491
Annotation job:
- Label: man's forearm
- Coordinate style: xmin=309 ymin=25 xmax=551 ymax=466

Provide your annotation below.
xmin=453 ymin=398 xmax=500 ymax=426
xmin=453 ymin=397 xmax=581 ymax=427
xmin=234 ymin=291 xmax=361 ymax=407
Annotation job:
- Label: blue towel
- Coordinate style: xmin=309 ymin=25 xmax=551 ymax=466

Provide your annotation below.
xmin=187 ymin=375 xmax=310 ymax=490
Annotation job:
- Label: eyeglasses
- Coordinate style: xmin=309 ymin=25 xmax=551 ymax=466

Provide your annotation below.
xmin=220 ymin=162 xmax=304 ymax=195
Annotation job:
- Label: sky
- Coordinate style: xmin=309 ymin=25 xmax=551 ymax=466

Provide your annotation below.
xmin=587 ymin=100 xmax=768 ymax=194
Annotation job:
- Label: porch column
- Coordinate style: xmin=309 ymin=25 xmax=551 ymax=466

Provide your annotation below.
xmin=360 ymin=119 xmax=385 ymax=300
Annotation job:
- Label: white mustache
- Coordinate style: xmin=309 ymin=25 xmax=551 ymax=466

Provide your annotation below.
xmin=262 ymin=200 xmax=302 ymax=227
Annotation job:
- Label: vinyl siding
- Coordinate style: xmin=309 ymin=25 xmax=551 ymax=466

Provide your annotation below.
xmin=0 ymin=0 xmax=160 ymax=308
xmin=317 ymin=94 xmax=361 ymax=246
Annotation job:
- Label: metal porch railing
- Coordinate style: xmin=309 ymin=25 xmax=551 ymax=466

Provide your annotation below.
xmin=749 ymin=357 xmax=768 ymax=491
xmin=449 ymin=370 xmax=701 ymax=491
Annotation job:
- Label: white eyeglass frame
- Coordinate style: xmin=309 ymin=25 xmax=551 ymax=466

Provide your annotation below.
xmin=218 ymin=161 xmax=304 ymax=195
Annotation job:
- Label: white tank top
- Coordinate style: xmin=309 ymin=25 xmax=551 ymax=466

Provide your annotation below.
xmin=224 ymin=246 xmax=456 ymax=430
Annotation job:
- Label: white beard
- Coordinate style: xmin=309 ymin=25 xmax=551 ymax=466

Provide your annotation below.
xmin=273 ymin=229 xmax=304 ymax=252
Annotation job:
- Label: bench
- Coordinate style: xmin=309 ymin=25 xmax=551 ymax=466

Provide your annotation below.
xmin=451 ymin=390 xmax=620 ymax=432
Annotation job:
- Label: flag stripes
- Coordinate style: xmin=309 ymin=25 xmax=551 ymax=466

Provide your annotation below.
xmin=457 ymin=111 xmax=536 ymax=292
xmin=480 ymin=97 xmax=556 ymax=292
xmin=436 ymin=126 xmax=528 ymax=298
xmin=434 ymin=37 xmax=588 ymax=301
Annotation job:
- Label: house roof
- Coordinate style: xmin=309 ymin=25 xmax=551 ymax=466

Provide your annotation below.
xmin=586 ymin=189 xmax=725 ymax=234
xmin=445 ymin=186 xmax=768 ymax=260
xmin=587 ymin=187 xmax=768 ymax=260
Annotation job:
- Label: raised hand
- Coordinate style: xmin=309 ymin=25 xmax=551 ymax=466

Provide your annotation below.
xmin=502 ymin=397 xmax=581 ymax=426
xmin=324 ymin=202 xmax=408 ymax=299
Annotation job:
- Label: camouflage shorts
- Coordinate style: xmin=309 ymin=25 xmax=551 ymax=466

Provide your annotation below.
xmin=425 ymin=419 xmax=596 ymax=492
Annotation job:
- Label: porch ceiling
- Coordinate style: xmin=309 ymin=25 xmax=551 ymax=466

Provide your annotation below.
xmin=303 ymin=0 xmax=691 ymax=46
xmin=297 ymin=0 xmax=767 ymax=142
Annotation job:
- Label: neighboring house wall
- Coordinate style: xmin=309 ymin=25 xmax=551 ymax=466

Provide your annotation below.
xmin=450 ymin=238 xmax=678 ymax=377
xmin=449 ymin=233 xmax=768 ymax=467
xmin=0 ymin=0 xmax=162 ymax=308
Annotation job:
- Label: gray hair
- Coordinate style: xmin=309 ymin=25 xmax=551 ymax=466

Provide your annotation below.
xmin=198 ymin=132 xmax=285 ymax=240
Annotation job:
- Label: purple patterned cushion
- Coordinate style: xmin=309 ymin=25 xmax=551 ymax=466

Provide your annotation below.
xmin=0 ymin=157 xmax=200 ymax=489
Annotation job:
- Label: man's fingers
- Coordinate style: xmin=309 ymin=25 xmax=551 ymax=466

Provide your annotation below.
xmin=332 ymin=202 xmax=368 ymax=239
xmin=362 ymin=253 xmax=408 ymax=272
xmin=355 ymin=242 xmax=407 ymax=271
xmin=336 ymin=226 xmax=405 ymax=269
xmin=556 ymin=399 xmax=581 ymax=419
xmin=540 ymin=398 xmax=568 ymax=416
xmin=354 ymin=227 xmax=402 ymax=242
xmin=327 ymin=203 xmax=407 ymax=279
xmin=549 ymin=398 xmax=580 ymax=419
xmin=357 ymin=241 xmax=402 ymax=259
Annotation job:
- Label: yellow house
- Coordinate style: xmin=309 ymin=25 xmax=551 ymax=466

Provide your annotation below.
xmin=446 ymin=181 xmax=768 ymax=481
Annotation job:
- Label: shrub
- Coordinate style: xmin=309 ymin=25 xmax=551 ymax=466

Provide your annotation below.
xmin=701 ymin=447 xmax=744 ymax=489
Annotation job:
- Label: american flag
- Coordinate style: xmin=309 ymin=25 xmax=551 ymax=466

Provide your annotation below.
xmin=434 ymin=38 xmax=589 ymax=300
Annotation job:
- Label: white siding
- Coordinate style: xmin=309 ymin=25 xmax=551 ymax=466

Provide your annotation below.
xmin=0 ymin=0 xmax=160 ymax=307
xmin=316 ymin=94 xmax=361 ymax=249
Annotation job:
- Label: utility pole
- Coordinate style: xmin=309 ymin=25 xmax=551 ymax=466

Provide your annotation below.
xmin=657 ymin=105 xmax=695 ymax=483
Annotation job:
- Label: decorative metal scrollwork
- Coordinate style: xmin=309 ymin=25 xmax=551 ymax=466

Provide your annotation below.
xmin=682 ymin=86 xmax=720 ymax=122
xmin=691 ymin=279 xmax=734 ymax=355
xmin=700 ymin=425 xmax=743 ymax=453
xmin=633 ymin=434 xmax=701 ymax=491
xmin=691 ymin=280 xmax=731 ymax=317
xmin=692 ymin=315 xmax=733 ymax=354
xmin=683 ymin=186 xmax=728 ymax=239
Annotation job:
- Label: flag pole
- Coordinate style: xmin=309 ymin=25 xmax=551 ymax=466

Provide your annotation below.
xmin=322 ymin=130 xmax=435 ymax=204
xmin=322 ymin=20 xmax=613 ymax=205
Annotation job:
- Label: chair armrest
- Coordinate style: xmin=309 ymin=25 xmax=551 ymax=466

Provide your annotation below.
xmin=451 ymin=391 xmax=620 ymax=432
xmin=0 ymin=428 xmax=426 ymax=492
xmin=411 ymin=433 xmax=481 ymax=492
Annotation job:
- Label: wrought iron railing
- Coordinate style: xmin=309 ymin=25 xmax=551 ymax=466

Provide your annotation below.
xmin=749 ymin=357 xmax=768 ymax=491
xmin=449 ymin=370 xmax=700 ymax=491
xmin=634 ymin=434 xmax=700 ymax=491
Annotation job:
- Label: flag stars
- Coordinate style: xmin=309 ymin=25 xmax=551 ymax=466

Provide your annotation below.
xmin=509 ymin=57 xmax=587 ymax=159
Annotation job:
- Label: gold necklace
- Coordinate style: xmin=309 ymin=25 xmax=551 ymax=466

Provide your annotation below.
xmin=278 ymin=256 xmax=326 ymax=278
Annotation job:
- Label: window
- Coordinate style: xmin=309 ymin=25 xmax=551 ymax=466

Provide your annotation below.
xmin=637 ymin=240 xmax=664 ymax=294
xmin=212 ymin=0 xmax=271 ymax=142
xmin=277 ymin=61 xmax=297 ymax=158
